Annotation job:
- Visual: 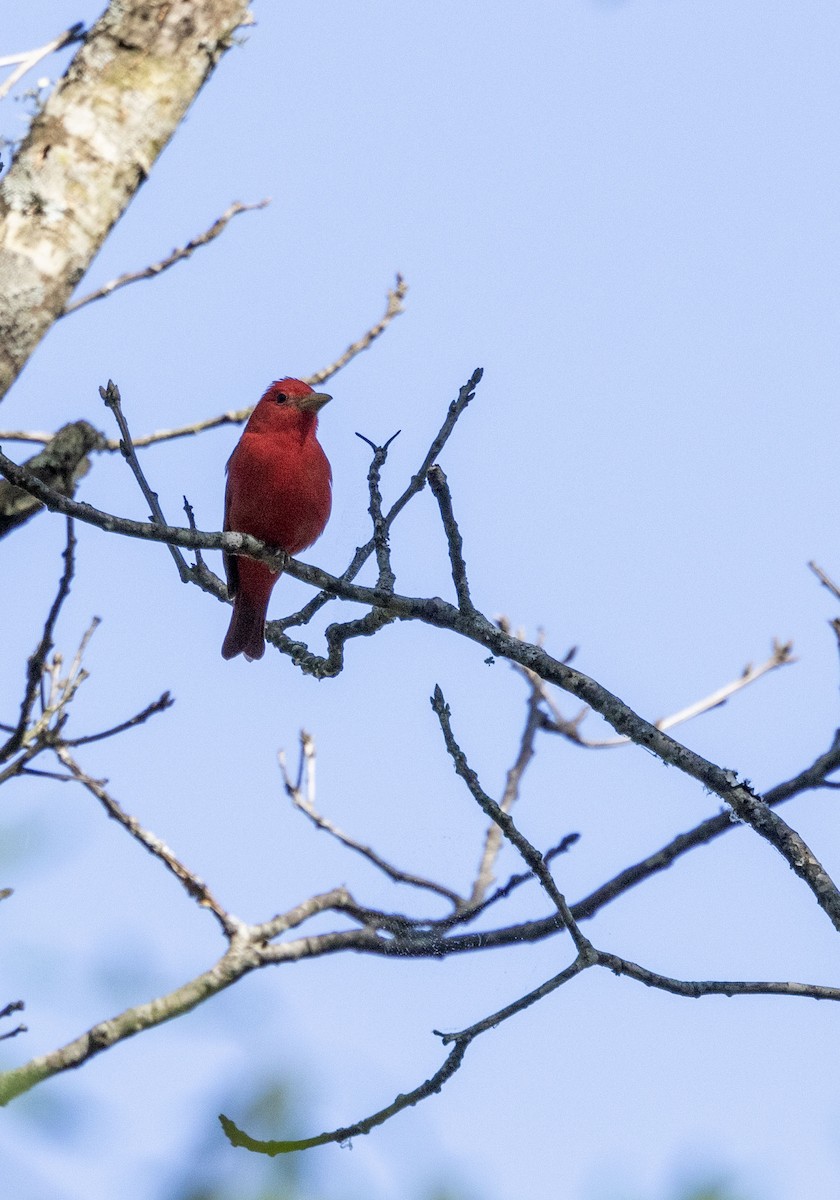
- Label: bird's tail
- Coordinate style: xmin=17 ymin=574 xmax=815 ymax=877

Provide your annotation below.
xmin=221 ymin=593 xmax=268 ymax=661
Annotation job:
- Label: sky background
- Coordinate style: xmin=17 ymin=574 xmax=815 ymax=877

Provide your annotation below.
xmin=2 ymin=2 xmax=840 ymax=1198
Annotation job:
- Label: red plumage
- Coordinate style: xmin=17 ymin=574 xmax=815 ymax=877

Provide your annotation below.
xmin=222 ymin=378 xmax=332 ymax=661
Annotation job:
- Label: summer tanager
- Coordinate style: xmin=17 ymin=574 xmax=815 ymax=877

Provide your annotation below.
xmin=221 ymin=378 xmax=332 ymax=661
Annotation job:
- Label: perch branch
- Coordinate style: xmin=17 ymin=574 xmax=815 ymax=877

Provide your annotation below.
xmin=3 ymin=373 xmax=840 ymax=932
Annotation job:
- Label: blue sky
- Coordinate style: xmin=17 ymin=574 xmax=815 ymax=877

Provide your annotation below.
xmin=2 ymin=3 xmax=840 ymax=1198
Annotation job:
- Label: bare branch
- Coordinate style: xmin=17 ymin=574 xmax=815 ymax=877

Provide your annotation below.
xmin=281 ymin=732 xmax=463 ymax=906
xmin=4 ymin=408 xmax=840 ymax=932
xmin=809 ymin=560 xmax=840 ymax=604
xmin=219 ymin=1037 xmax=469 ymax=1154
xmin=427 ymin=465 xmax=473 ymax=613
xmin=65 ymin=691 xmax=174 ymax=747
xmin=355 ymin=429 xmax=401 ymax=592
xmin=476 ymin=834 xmax=581 ymax=915
xmin=99 ymin=380 xmax=191 ymax=582
xmin=62 ymin=201 xmax=270 ymax=317
xmin=468 ymin=674 xmax=545 ymax=907
xmin=308 ymin=273 xmax=408 ymax=386
xmin=0 ymin=277 xmax=407 ymax=453
xmin=557 ymin=640 xmax=797 ymax=749
xmin=278 ymin=367 xmax=483 ymax=633
xmin=0 ymin=22 xmax=85 ymax=102
xmin=1 ymin=517 xmax=75 ymax=760
xmin=594 ymin=950 xmax=840 ymax=1001
xmin=431 ymin=685 xmax=591 ymax=955
xmin=438 ymin=957 xmax=589 ymax=1045
xmin=55 ymin=746 xmax=238 ymax=938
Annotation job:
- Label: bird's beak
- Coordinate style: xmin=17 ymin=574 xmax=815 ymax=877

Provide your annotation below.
xmin=296 ymin=391 xmax=332 ymax=413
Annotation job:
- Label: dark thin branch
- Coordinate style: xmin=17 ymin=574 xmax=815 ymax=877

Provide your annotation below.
xmin=808 ymin=561 xmax=840 ymax=604
xmin=477 ymin=835 xmax=581 ymax=911
xmin=182 ymin=495 xmax=207 ymax=572
xmin=355 ymin=429 xmax=401 ymax=592
xmin=0 ymin=999 xmax=26 ymax=1042
xmin=437 ymin=956 xmax=588 ymax=1045
xmin=1 ymin=517 xmax=75 ymax=760
xmin=595 ymin=950 xmax=840 ymax=1001
xmin=278 ymin=368 xmax=483 ymax=632
xmin=0 ymin=1025 xmax=27 ymax=1042
xmin=431 ymin=685 xmax=591 ymax=955
xmin=65 ymin=691 xmax=174 ymax=747
xmin=219 ymin=1037 xmax=469 ymax=1154
xmin=3 ymin=403 xmax=840 ymax=930
xmin=427 ymin=464 xmax=473 ymax=613
xmin=100 ymin=380 xmax=191 ymax=582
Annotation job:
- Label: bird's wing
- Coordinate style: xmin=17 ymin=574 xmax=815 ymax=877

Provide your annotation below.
xmin=222 ymin=456 xmax=238 ymax=599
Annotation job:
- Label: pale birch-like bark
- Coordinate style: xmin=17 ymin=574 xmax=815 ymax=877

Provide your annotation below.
xmin=0 ymin=0 xmax=252 ymax=401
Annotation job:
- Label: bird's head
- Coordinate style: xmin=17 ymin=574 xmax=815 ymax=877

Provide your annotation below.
xmin=260 ymin=378 xmax=332 ymax=414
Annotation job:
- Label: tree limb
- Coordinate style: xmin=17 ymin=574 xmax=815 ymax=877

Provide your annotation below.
xmin=0 ymin=0 xmax=253 ymax=400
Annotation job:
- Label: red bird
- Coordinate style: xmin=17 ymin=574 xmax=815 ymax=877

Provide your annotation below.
xmin=222 ymin=377 xmax=332 ymax=661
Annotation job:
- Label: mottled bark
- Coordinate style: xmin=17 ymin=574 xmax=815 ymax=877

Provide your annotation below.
xmin=0 ymin=419 xmax=103 ymax=536
xmin=0 ymin=0 xmax=252 ymax=401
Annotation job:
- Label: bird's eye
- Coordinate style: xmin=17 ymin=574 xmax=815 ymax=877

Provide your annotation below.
xmin=275 ymin=392 xmax=288 ymax=404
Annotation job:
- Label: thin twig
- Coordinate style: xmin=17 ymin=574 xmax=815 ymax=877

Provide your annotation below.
xmin=62 ymin=201 xmax=270 ymax=317
xmin=182 ymin=496 xmax=207 ymax=572
xmin=437 ymin=957 xmax=589 ymax=1045
xmin=809 ymin=561 xmax=840 ymax=604
xmin=219 ymin=1038 xmax=470 ymax=1153
xmin=355 ymin=430 xmax=401 ymax=592
xmin=55 ymin=747 xmax=238 ymax=937
xmin=530 ymin=640 xmax=796 ymax=748
xmin=0 ymin=22 xmax=84 ymax=102
xmin=431 ymin=685 xmax=591 ymax=955
xmin=100 ymin=380 xmax=191 ymax=582
xmin=308 ymin=273 xmax=408 ymax=385
xmin=0 ymin=278 xmax=408 ymax=450
xmin=575 ymin=640 xmax=796 ymax=747
xmin=1 ymin=517 xmax=75 ymax=760
xmin=427 ymin=465 xmax=473 ymax=613
xmin=280 ymin=733 xmax=463 ymax=906
xmin=0 ymin=1025 xmax=27 ymax=1042
xmin=279 ymin=368 xmax=483 ymax=633
xmin=595 ymin=949 xmax=840 ymax=1001
xmin=65 ymin=692 xmax=173 ymax=747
